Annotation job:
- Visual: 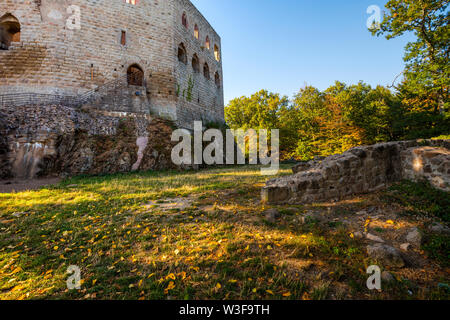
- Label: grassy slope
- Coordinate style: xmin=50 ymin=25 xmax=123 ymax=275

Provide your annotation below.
xmin=0 ymin=166 xmax=448 ymax=300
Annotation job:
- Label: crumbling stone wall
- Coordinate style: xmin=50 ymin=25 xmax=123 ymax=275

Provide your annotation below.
xmin=262 ymin=140 xmax=450 ymax=204
xmin=401 ymin=146 xmax=450 ymax=191
xmin=0 ymin=104 xmax=178 ymax=179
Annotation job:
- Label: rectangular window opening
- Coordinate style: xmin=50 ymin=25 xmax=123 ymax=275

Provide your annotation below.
xmin=121 ymin=31 xmax=126 ymax=46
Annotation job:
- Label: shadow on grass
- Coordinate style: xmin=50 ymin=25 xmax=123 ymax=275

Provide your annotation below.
xmin=1 ymin=167 xmax=448 ymax=300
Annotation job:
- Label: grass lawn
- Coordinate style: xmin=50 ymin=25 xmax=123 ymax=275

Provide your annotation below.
xmin=0 ymin=165 xmax=448 ymax=300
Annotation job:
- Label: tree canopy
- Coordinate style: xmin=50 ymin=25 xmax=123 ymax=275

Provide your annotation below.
xmin=373 ymin=0 xmax=449 ymax=114
xmin=225 ymin=0 xmax=449 ymax=161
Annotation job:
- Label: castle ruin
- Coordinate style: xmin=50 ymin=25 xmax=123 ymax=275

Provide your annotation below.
xmin=0 ymin=0 xmax=225 ymax=179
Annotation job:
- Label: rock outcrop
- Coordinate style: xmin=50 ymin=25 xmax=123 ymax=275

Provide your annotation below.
xmin=262 ymin=140 xmax=449 ymax=204
xmin=0 ymin=104 xmax=178 ymax=179
xmin=367 ymin=244 xmax=405 ymax=268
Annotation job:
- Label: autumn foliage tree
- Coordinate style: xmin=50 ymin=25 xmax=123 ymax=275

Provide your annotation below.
xmin=226 ymin=83 xmax=401 ymax=160
xmin=289 ymin=82 xmax=398 ymax=160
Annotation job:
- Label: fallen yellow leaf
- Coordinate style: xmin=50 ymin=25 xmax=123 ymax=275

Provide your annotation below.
xmin=166 ymin=273 xmax=176 ymax=280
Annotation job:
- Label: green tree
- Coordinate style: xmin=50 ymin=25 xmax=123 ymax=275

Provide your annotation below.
xmin=225 ymin=90 xmax=289 ymax=131
xmin=395 ymin=80 xmax=449 ymax=139
xmin=373 ymin=0 xmax=449 ymax=114
xmin=225 ymin=90 xmax=290 ymax=158
xmin=289 ymin=85 xmax=327 ymax=160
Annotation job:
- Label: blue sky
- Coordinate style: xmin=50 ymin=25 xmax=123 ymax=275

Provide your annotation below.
xmin=191 ymin=0 xmax=416 ymax=104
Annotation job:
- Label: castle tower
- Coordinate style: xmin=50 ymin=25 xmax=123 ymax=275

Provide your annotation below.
xmin=0 ymin=0 xmax=224 ymax=129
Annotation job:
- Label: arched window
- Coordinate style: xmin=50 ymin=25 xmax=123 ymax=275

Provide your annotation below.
xmin=203 ymin=63 xmax=210 ymax=79
xmin=127 ymin=64 xmax=144 ymax=86
xmin=205 ymin=36 xmax=210 ymax=50
xmin=0 ymin=14 xmax=21 ymax=50
xmin=192 ymin=54 xmax=200 ymax=73
xmin=214 ymin=45 xmax=220 ymax=62
xmin=177 ymin=43 xmax=187 ymax=64
xmin=215 ymin=72 xmax=221 ymax=88
xmin=194 ymin=24 xmax=199 ymax=39
xmin=182 ymin=12 xmax=188 ymax=28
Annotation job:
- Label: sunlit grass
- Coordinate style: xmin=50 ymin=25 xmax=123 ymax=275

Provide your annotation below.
xmin=0 ymin=165 xmax=448 ymax=300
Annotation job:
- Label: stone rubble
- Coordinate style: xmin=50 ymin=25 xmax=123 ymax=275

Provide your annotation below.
xmin=366 ymin=233 xmax=385 ymax=243
xmin=264 ymin=209 xmax=281 ymax=223
xmin=429 ymin=223 xmax=450 ymax=235
xmin=400 ymin=243 xmax=412 ymax=252
xmin=381 ymin=271 xmax=395 ymax=283
xmin=406 ymin=227 xmax=423 ymax=248
xmin=367 ymin=243 xmax=405 ymax=268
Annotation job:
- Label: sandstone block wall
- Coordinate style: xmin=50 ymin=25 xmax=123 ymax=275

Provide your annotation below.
xmin=0 ymin=0 xmax=224 ymax=129
xmin=262 ymin=140 xmax=450 ymax=204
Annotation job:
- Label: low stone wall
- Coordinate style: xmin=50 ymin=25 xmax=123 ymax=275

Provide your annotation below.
xmin=262 ymin=140 xmax=449 ymax=204
xmin=0 ymin=104 xmax=178 ymax=179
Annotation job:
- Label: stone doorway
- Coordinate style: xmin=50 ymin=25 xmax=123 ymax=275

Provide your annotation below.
xmin=127 ymin=64 xmax=144 ymax=86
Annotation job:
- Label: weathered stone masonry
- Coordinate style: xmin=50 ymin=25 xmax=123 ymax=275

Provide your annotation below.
xmin=262 ymin=140 xmax=450 ymax=204
xmin=0 ymin=0 xmax=224 ymax=128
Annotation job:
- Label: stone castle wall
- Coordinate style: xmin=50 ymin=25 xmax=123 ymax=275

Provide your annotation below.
xmin=173 ymin=0 xmax=224 ymax=129
xmin=262 ymin=140 xmax=450 ymax=204
xmin=0 ymin=0 xmax=224 ymax=129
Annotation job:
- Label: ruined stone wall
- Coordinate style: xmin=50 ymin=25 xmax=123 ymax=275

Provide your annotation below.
xmin=0 ymin=0 xmax=224 ymax=128
xmin=173 ymin=0 xmax=224 ymax=129
xmin=262 ymin=140 xmax=450 ymax=204
xmin=0 ymin=104 xmax=178 ymax=179
xmin=401 ymin=146 xmax=450 ymax=191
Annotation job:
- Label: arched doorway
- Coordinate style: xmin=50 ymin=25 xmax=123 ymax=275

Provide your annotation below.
xmin=127 ymin=64 xmax=144 ymax=86
xmin=0 ymin=13 xmax=21 ymax=50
